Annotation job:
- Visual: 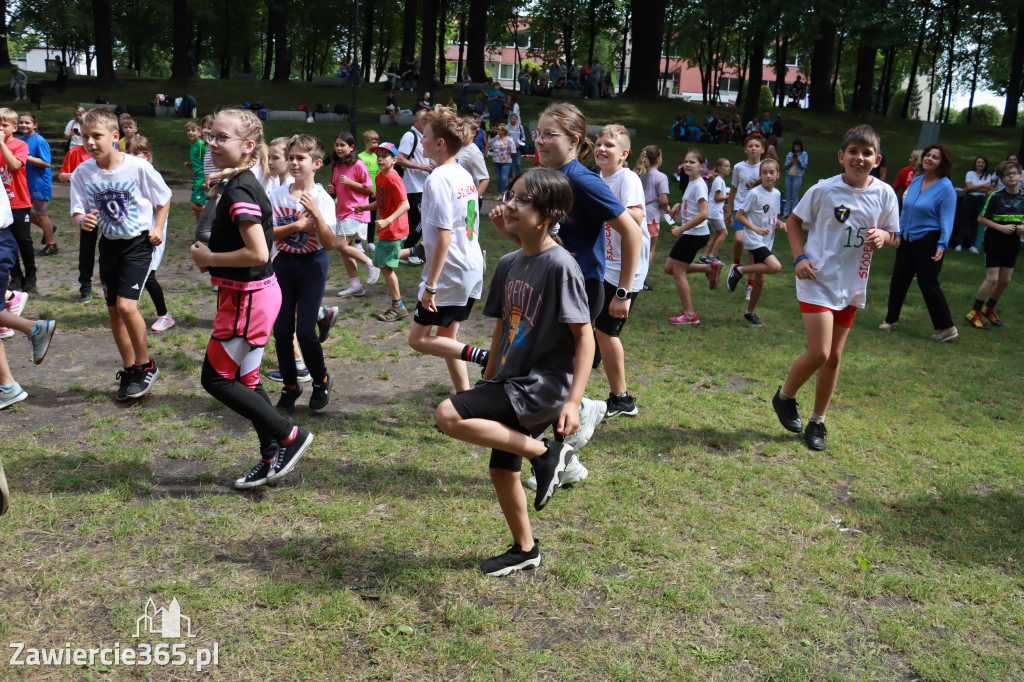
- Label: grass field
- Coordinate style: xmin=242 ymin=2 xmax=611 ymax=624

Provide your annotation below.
xmin=1 ymin=77 xmax=1023 ymax=681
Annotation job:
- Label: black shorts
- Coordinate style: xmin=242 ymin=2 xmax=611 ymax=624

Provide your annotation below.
xmin=99 ymin=232 xmax=153 ymax=307
xmin=747 ymin=246 xmax=772 ymax=264
xmin=668 ymin=233 xmax=710 ymax=264
xmin=594 ymin=280 xmax=638 ymax=337
xmin=584 ymin=278 xmax=605 ymax=322
xmin=983 ymin=229 xmax=1020 ymax=269
xmin=448 ymin=382 xmax=532 ymax=472
xmin=413 ymin=298 xmax=476 ymax=328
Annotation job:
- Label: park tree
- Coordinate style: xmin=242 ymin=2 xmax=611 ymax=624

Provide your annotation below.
xmin=466 ymin=0 xmax=487 ymax=82
xmin=171 ymin=0 xmax=190 ymax=84
xmin=0 ymin=0 xmax=12 ymax=68
xmin=624 ymin=0 xmax=664 ymax=99
xmin=92 ymin=0 xmax=116 ymax=85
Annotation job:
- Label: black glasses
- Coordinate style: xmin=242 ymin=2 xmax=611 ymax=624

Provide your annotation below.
xmin=204 ymin=132 xmax=245 ymax=145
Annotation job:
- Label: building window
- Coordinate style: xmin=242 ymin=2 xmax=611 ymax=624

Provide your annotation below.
xmin=499 ymin=63 xmax=518 ymax=80
xmin=506 ymin=33 xmax=530 ymax=49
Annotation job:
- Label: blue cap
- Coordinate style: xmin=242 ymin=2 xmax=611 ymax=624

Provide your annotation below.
xmin=371 ymin=142 xmax=397 ymax=157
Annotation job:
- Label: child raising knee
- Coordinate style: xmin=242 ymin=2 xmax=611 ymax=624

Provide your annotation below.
xmin=436 ymin=168 xmax=594 ymax=576
xmin=772 ymin=124 xmax=899 ymax=451
xmin=407 ymin=107 xmax=486 ymax=392
xmin=726 ymin=158 xmax=785 ymax=327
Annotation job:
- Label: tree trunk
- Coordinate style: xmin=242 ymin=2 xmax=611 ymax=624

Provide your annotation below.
xmin=271 ymin=0 xmax=290 ymax=81
xmin=1002 ymin=4 xmax=1024 ymax=126
xmin=618 ymin=6 xmax=629 ymax=94
xmin=736 ymin=37 xmax=751 ymax=108
xmin=880 ymin=46 xmax=898 ymax=115
xmin=742 ymin=34 xmax=765 ymax=124
xmin=851 ymin=37 xmax=874 ymax=115
xmin=901 ymin=4 xmax=929 ymax=119
xmin=940 ymin=1 xmax=959 ymax=123
xmin=809 ymin=16 xmax=835 ymax=113
xmin=437 ymin=0 xmax=448 ymax=86
xmin=625 ymin=0 xmax=665 ymax=99
xmin=965 ymin=41 xmax=981 ymax=123
xmin=831 ymin=33 xmax=844 ymax=107
xmin=774 ymin=34 xmax=789 ymax=108
xmin=0 ymin=0 xmax=11 ymax=69
xmin=467 ymin=0 xmax=487 ymax=82
xmin=587 ymin=0 xmax=598 ymax=65
xmin=419 ymin=0 xmax=438 ymax=96
xmin=92 ymin=0 xmax=116 ymax=85
xmin=362 ymin=0 xmax=374 ymax=82
xmin=457 ymin=14 xmax=465 ymax=81
xmin=220 ymin=0 xmax=232 ymax=79
xmin=263 ymin=7 xmax=274 ymax=80
xmin=401 ymin=0 xmax=419 ymax=66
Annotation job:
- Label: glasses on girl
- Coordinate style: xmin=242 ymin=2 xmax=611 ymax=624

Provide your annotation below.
xmin=531 ymin=130 xmax=567 ymax=143
xmin=500 ymin=190 xmax=533 ymax=207
xmin=204 ymin=132 xmax=244 ymax=145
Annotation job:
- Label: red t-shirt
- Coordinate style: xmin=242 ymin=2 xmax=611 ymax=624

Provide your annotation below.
xmin=374 ymin=168 xmax=409 ymax=241
xmin=892 ymin=165 xmax=915 ymax=200
xmin=60 ymin=145 xmax=91 ymax=175
xmin=1 ymin=137 xmax=31 ymax=209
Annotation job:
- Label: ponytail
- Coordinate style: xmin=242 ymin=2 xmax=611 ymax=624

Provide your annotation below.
xmin=634 ymin=145 xmax=661 ymax=177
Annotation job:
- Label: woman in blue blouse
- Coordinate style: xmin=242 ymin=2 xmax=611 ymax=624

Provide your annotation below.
xmin=783 ymin=138 xmax=808 ymax=216
xmin=880 ymin=144 xmax=959 ymax=341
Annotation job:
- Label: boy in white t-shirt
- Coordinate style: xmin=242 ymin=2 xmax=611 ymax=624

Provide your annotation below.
xmin=70 ymin=108 xmax=171 ymax=401
xmin=727 ymin=134 xmax=764 ymax=299
xmin=772 ymin=124 xmax=899 ymax=451
xmin=407 ymin=107 xmax=486 ymax=393
xmin=726 ymin=158 xmax=785 ymax=327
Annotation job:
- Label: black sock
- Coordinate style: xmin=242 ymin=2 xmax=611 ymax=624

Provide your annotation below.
xmin=986 ymin=298 xmax=998 ymax=309
xmin=974 ymin=299 xmax=984 ymax=311
xmin=461 ymin=344 xmax=488 ymax=367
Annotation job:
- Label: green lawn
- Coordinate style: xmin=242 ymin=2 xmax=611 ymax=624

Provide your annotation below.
xmin=1 ymin=77 xmax=1023 ymax=681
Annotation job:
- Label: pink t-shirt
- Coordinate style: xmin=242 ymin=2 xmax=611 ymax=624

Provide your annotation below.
xmin=332 ymin=160 xmax=371 ymax=223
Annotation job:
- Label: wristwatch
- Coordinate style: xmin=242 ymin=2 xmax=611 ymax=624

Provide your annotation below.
xmin=614 ymin=287 xmax=629 ymax=300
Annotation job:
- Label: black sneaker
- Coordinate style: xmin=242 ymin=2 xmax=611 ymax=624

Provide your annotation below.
xmin=772 ymin=387 xmax=802 ymax=433
xmin=317 ymin=306 xmax=339 ymax=342
xmin=532 ymin=441 xmax=573 ymax=511
xmin=38 ymin=244 xmax=59 ymax=256
xmin=277 ymin=384 xmax=303 ymax=412
xmin=126 ymin=359 xmax=159 ymax=398
xmin=309 ymin=374 xmax=333 ymax=411
xmin=726 ymin=264 xmax=742 ymax=292
xmin=480 ymin=540 xmax=541 ymax=576
xmin=235 ymin=457 xmax=274 ymax=489
xmin=78 ymin=288 xmax=92 ymax=304
xmin=115 ymin=368 xmax=132 ymax=401
xmin=606 ymin=392 xmax=638 ymax=418
xmin=805 ymin=421 xmax=827 ymax=451
xmin=267 ymin=427 xmax=314 ymax=482
xmin=744 ymin=311 xmax=762 ymax=327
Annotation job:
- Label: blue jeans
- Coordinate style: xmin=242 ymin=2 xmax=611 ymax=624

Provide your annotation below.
xmin=512 ymin=149 xmax=522 ymax=177
xmin=272 ymin=250 xmax=329 ymax=386
xmin=784 ymin=174 xmax=803 ymax=215
xmin=494 ymin=162 xmax=512 ymax=195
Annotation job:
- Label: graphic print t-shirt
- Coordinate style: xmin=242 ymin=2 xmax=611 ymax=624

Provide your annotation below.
xmin=739 ymin=184 xmax=780 ymax=251
xmin=417 ymin=162 xmax=484 ymax=306
xmin=792 ymin=174 xmax=900 ymax=309
xmin=601 ymin=167 xmax=649 ymax=291
xmin=271 ymin=183 xmax=336 ymax=255
xmin=482 ymin=245 xmax=591 ymax=432
xmin=69 ymin=153 xmax=172 ymax=239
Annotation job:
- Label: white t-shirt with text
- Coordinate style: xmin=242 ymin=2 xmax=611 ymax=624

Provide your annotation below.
xmin=600 ymin=167 xmax=649 ymax=291
xmin=739 ymin=184 xmax=781 ymax=251
xmin=69 ymin=154 xmax=172 ymax=240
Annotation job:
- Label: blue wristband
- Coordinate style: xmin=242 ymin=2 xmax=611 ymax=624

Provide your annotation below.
xmin=793 ymin=255 xmax=808 ymax=267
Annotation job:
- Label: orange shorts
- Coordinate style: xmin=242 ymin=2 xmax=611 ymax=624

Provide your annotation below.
xmin=799 ymin=302 xmax=857 ymax=328
xmin=647 ymin=221 xmax=660 ymax=238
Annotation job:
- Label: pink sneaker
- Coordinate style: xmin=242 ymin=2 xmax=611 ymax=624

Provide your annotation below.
xmin=7 ymin=291 xmax=27 ymax=316
xmin=706 ymin=260 xmax=721 ymax=289
xmin=0 ymin=327 xmax=14 ymax=339
xmin=668 ymin=311 xmax=700 ymax=325
xmin=151 ymin=314 xmax=175 ymax=332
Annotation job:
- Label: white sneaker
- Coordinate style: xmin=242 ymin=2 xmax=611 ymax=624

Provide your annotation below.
xmin=0 ymin=327 xmax=14 ymax=339
xmin=366 ymin=243 xmax=376 ymax=253
xmin=953 ymin=245 xmax=962 ymax=252
xmin=744 ymin=284 xmax=753 ymax=301
xmin=354 ymin=241 xmax=365 ymax=252
xmin=366 ymin=266 xmax=381 ymax=285
xmin=0 ymin=380 xmax=27 ymax=411
xmin=338 ymin=285 xmax=366 ymax=297
xmin=526 ymin=454 xmax=588 ymax=490
xmin=407 ymin=256 xmax=425 ymax=266
xmin=151 ymin=314 xmax=175 ymax=332
xmin=968 ymin=246 xmax=979 ymax=254
xmin=564 ymin=396 xmax=607 ymax=451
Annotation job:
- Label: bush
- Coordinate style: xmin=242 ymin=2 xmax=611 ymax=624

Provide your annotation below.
xmin=887 ymin=88 xmax=922 ymax=118
xmin=759 ymin=85 xmax=774 ymax=111
xmin=955 ymin=104 xmax=1001 ymax=127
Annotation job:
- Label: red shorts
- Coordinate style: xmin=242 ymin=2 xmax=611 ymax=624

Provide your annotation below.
xmin=799 ymin=302 xmax=857 ymax=328
xmin=212 ymin=275 xmax=281 ymax=346
xmin=647 ymin=221 xmax=661 ymax=238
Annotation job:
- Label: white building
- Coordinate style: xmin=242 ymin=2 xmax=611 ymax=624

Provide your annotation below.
xmin=16 ymin=48 xmax=90 ymax=76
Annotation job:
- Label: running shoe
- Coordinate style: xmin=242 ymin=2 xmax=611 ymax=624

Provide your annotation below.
xmin=8 ymin=291 xmax=28 ymax=316
xmin=235 ymin=457 xmax=274 ymax=489
xmin=28 ymin=320 xmax=56 ymax=365
xmin=744 ymin=311 xmax=762 ymax=327
xmin=0 ymin=381 xmax=27 ymax=411
xmin=772 ymin=387 xmax=802 ymax=433
xmin=366 ymin=265 xmax=381 ymax=285
xmin=668 ymin=311 xmax=700 ymax=325
xmin=605 ymin=392 xmax=638 ymax=418
xmin=726 ymin=264 xmax=742 ymax=292
xmin=0 ymin=328 xmax=13 ymax=339
xmin=965 ymin=309 xmax=988 ymax=330
xmin=532 ymin=441 xmax=573 ymax=511
xmin=931 ymin=327 xmax=959 ymax=342
xmin=480 ymin=541 xmax=541 ymax=576
xmin=338 ymin=284 xmax=366 ymax=297
xmin=151 ymin=314 xmax=175 ymax=332
xmin=126 ymin=359 xmax=159 ymax=399
xmin=564 ymin=397 xmax=606 ymax=451
xmin=309 ymin=374 xmax=333 ymax=411
xmin=115 ymin=368 xmax=132 ymax=401
xmin=706 ymin=260 xmax=721 ymax=289
xmin=317 ymin=306 xmax=340 ymax=342
xmin=38 ymin=244 xmax=59 ymax=256
xmin=277 ymin=384 xmax=303 ymax=412
xmin=377 ymin=305 xmax=408 ymax=321
xmin=981 ymin=305 xmax=1003 ymax=327
xmin=268 ymin=427 xmax=314 ymax=482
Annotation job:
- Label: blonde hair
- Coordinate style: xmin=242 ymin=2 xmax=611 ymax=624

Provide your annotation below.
xmin=185 ymin=120 xmax=201 ymax=132
xmin=287 ymin=133 xmax=325 ymax=159
xmin=0 ymin=107 xmax=19 ymax=124
xmin=128 ymin=135 xmax=153 ymax=160
xmin=120 ymin=115 xmax=137 ymax=128
xmin=422 ymin=105 xmax=471 ymax=153
xmin=208 ymin=109 xmax=268 ymax=187
xmin=81 ymin=108 xmax=118 ymax=132
xmin=269 ymin=136 xmax=290 ymax=153
xmin=363 ymin=129 xmax=380 ymax=145
xmin=715 ymin=157 xmax=730 ymax=171
xmin=202 ymin=114 xmax=215 ymax=128
xmin=598 ymin=124 xmax=631 ymax=169
xmin=539 ymin=102 xmax=594 ymax=165
xmin=634 ymin=145 xmax=661 ymax=177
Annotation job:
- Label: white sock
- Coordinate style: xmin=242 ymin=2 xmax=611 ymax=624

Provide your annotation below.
xmin=779 ymin=388 xmax=794 ymax=400
xmin=350 ymin=277 xmax=361 ymax=288
xmin=810 ymin=412 xmax=825 ymax=424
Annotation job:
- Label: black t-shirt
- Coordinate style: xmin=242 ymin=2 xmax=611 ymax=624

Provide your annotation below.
xmin=207 ymin=171 xmax=274 ymax=282
xmin=981 ymin=189 xmax=1024 ymax=251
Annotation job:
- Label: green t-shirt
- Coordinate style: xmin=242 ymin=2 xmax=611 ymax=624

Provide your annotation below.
xmin=359 ymin=150 xmax=379 ymax=193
